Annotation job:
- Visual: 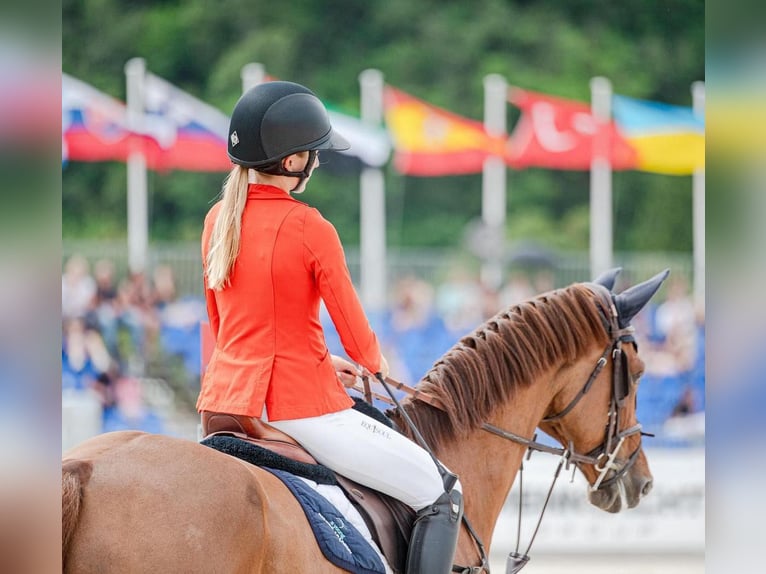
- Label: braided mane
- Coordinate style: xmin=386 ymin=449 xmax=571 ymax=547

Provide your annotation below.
xmin=391 ymin=283 xmax=610 ymax=451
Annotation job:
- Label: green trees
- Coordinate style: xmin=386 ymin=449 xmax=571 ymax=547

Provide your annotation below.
xmin=63 ymin=0 xmax=703 ymax=252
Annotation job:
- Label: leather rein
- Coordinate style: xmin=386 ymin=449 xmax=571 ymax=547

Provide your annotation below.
xmin=351 ymin=285 xmax=647 ymax=573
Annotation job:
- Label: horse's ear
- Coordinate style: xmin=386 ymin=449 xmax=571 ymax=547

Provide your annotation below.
xmin=614 ymin=269 xmax=670 ymax=327
xmin=592 ymin=267 xmax=622 ymax=291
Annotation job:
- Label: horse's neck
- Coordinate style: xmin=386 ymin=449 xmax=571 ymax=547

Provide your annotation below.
xmin=439 ymin=382 xmax=552 ymax=556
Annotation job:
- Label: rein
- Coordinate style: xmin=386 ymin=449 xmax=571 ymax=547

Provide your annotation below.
xmin=350 ymin=285 xmax=647 ymax=573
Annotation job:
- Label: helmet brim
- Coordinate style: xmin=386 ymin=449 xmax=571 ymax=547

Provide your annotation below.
xmin=313 ymin=128 xmax=350 ymax=152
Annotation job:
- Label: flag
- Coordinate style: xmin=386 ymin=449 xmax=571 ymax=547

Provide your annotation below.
xmin=142 ymin=73 xmax=231 ymax=172
xmin=63 ymin=72 xmax=230 ymax=172
xmin=327 ymin=108 xmax=391 ymax=168
xmin=612 ymin=95 xmax=704 ymax=175
xmin=383 ymin=86 xmax=507 ymax=176
xmin=64 ymin=72 xmax=390 ymax=173
xmin=62 ymin=73 xmax=136 ymax=164
xmin=506 ymin=87 xmax=637 ymax=170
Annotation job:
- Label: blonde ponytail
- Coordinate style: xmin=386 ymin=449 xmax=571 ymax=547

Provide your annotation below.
xmin=205 ymin=165 xmax=250 ymax=290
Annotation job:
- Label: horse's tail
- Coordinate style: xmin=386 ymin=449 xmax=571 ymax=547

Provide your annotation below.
xmin=62 ymin=459 xmax=93 ymax=568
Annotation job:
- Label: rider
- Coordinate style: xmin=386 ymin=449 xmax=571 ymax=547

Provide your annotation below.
xmin=197 ymin=80 xmax=462 ymax=573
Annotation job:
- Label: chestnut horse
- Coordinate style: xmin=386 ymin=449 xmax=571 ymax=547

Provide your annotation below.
xmin=62 ymin=270 xmax=667 ymax=573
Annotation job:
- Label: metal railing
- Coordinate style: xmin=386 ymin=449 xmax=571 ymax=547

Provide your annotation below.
xmin=63 ymin=240 xmax=693 ymax=299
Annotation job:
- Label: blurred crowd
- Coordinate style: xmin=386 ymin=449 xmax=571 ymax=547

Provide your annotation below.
xmin=62 ymin=254 xmax=206 ymax=442
xmin=62 ymin=254 xmax=705 ymax=448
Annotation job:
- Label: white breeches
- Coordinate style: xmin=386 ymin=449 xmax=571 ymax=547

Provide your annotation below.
xmin=269 ymin=408 xmax=460 ymax=510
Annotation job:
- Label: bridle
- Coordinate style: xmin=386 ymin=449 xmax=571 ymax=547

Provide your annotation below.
xmin=529 ymin=284 xmax=645 ymax=490
xmin=353 ymin=284 xmax=648 ymax=573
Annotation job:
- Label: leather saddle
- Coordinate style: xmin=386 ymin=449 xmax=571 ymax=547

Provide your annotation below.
xmin=201 ymin=411 xmax=414 ymax=573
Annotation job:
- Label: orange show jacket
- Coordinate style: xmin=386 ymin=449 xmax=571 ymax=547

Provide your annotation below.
xmin=197 ymin=184 xmax=381 ymax=421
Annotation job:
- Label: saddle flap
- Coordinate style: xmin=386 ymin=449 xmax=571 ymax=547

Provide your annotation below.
xmin=335 ymin=475 xmax=414 ymax=574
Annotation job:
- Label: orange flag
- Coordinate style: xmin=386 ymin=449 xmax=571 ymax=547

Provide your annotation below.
xmin=383 ymin=86 xmax=508 ymax=176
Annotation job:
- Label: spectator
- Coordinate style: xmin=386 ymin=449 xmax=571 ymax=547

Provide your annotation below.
xmin=479 ymin=282 xmax=502 ymax=321
xmin=153 ymin=265 xmax=206 ymax=380
xmin=62 ymin=316 xmax=114 ymax=393
xmin=656 ymin=276 xmax=699 ymax=373
xmin=62 ymin=254 xmax=96 ymax=320
xmin=115 ymin=272 xmax=160 ymax=369
xmin=382 ymin=277 xmax=452 ymax=381
xmin=532 ymin=269 xmax=556 ymax=294
xmin=670 ymin=385 xmax=699 ymax=417
xmin=151 ymin=264 xmax=177 ymax=310
xmin=435 ymin=268 xmax=483 ymax=337
xmin=498 ymin=272 xmax=535 ymax=308
xmin=90 ymin=258 xmax=121 ymax=357
xmin=102 ymin=376 xmax=165 ymax=434
xmin=663 ymin=385 xmax=705 ymax=444
xmin=93 ymin=258 xmax=119 ymax=304
xmin=655 ymin=275 xmax=697 ymax=342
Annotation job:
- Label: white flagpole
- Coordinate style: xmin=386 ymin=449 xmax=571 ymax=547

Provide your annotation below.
xmin=241 ymin=62 xmax=265 ymax=92
xmin=358 ymin=69 xmax=387 ymax=312
xmin=482 ymin=73 xmax=508 ymax=290
xmin=125 ymin=57 xmax=148 ymax=274
xmin=691 ymin=81 xmax=705 ymax=309
xmin=589 ymin=76 xmax=613 ymax=277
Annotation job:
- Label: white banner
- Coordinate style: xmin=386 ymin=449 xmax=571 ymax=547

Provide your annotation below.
xmin=490 ymin=447 xmax=705 ymax=554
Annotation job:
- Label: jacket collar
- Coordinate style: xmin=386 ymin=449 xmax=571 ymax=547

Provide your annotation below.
xmin=247 ymin=184 xmax=297 ymax=200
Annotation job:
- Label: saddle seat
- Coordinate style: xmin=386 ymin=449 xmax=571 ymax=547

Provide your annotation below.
xmin=200 ymin=410 xmax=413 ymax=573
xmin=201 ymin=411 xmax=318 ymax=465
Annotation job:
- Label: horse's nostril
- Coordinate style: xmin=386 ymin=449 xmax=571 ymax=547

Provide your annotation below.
xmin=641 ymin=479 xmax=653 ymax=496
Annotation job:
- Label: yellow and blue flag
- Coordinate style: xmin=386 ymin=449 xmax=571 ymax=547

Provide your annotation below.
xmin=613 ymin=95 xmax=704 ymax=175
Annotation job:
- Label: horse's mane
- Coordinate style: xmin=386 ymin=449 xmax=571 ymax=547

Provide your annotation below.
xmin=392 ymin=283 xmax=610 ymax=452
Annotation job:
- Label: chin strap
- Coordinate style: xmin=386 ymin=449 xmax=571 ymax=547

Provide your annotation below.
xmin=257 ymin=150 xmax=318 ymax=191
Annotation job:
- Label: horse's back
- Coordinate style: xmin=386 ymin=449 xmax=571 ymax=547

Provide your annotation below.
xmin=63 ymin=431 xmax=345 ymax=573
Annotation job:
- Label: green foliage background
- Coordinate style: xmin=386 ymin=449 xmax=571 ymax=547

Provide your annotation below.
xmin=63 ymin=0 xmax=703 ymax=253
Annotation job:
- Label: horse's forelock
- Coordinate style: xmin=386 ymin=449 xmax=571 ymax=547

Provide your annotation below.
xmin=396 ymin=284 xmax=609 ymax=451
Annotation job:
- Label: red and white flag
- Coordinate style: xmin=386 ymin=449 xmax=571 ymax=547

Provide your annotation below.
xmin=141 ymin=72 xmax=232 ymax=172
xmin=62 ymin=73 xmax=136 ymax=164
xmin=506 ymin=87 xmax=637 ymax=170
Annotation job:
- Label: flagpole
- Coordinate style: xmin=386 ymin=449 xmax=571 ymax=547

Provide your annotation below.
xmin=125 ymin=57 xmax=148 ymax=274
xmin=589 ymin=76 xmax=613 ymax=277
xmin=241 ymin=62 xmax=265 ymax=92
xmin=691 ymin=81 xmax=705 ymax=309
xmin=482 ymin=73 xmax=508 ymax=290
xmin=359 ymin=69 xmax=387 ymax=313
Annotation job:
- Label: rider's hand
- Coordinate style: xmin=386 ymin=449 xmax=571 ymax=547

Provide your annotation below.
xmin=378 ymin=353 xmax=390 ymax=379
xmin=331 ymin=354 xmax=361 ymax=388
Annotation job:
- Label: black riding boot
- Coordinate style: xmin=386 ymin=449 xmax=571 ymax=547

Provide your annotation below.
xmin=405 ymin=489 xmax=463 ymax=574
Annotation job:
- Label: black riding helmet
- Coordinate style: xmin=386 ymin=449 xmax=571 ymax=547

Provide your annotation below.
xmin=227 ymin=81 xmax=349 ymax=187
